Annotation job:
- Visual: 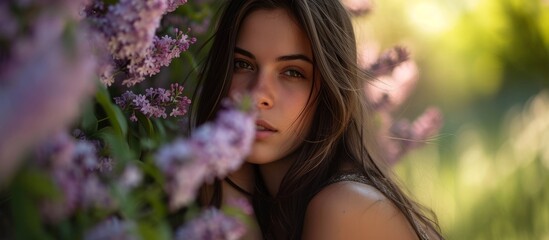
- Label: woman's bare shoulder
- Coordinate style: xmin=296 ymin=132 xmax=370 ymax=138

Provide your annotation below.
xmin=302 ymin=181 xmax=419 ymax=240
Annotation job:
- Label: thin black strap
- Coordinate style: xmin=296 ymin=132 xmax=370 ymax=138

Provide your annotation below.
xmin=325 ymin=172 xmax=372 ymax=186
xmin=311 ymin=172 xmax=372 ymax=197
xmin=225 ymin=177 xmax=252 ymax=196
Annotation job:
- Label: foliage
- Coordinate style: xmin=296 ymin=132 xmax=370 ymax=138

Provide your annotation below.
xmin=397 ymin=91 xmax=549 ymax=239
xmin=360 ymin=0 xmax=549 ymax=238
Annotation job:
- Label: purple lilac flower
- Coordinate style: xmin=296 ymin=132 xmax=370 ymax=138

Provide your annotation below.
xmin=341 ymin=0 xmax=373 ymax=16
xmin=166 ymin=0 xmax=188 ymax=12
xmin=73 ymin=129 xmax=114 ymax=173
xmin=85 ymin=0 xmax=195 ymax=86
xmin=97 ymin=157 xmax=114 ymax=172
xmin=100 ymin=0 xmax=167 ymax=61
xmin=170 ymin=83 xmax=189 ymax=107
xmin=171 ymin=95 xmax=192 ymax=117
xmin=361 ymin=45 xmax=443 ymax=165
xmin=124 ymin=28 xmax=197 ymax=86
xmin=99 ymin=61 xmax=115 ymax=86
xmin=35 ymin=131 xmax=114 ymax=222
xmin=365 ymin=60 xmax=418 ymax=112
xmin=82 ymin=176 xmax=113 ymax=209
xmin=362 ymin=46 xmax=415 ymax=112
xmin=391 ymin=107 xmax=443 ymax=149
xmin=155 ymin=138 xmax=207 ymax=210
xmin=84 ymin=217 xmax=137 ymax=240
xmin=118 ymin=165 xmax=143 ymax=189
xmin=193 ymin=109 xmax=256 ymax=180
xmin=0 ymin=2 xmax=18 ymax=41
xmin=155 ymin=106 xmax=255 ymax=210
xmin=367 ymin=46 xmax=410 ymax=77
xmin=114 ymin=83 xmax=191 ymax=122
xmin=174 ymin=208 xmax=247 ymax=240
xmin=87 ymin=0 xmax=166 ymax=86
xmin=380 ymin=107 xmax=443 ymax=165
xmin=0 ymin=4 xmax=97 ymax=183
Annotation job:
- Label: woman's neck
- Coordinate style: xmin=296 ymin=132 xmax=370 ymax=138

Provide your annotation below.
xmin=258 ymin=155 xmax=294 ymax=197
xmin=227 ymin=162 xmax=256 ymax=194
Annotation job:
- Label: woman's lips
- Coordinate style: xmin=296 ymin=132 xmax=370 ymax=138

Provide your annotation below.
xmin=255 ymin=120 xmax=277 ymax=140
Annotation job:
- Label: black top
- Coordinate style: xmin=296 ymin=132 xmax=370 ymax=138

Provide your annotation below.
xmin=324 ymin=172 xmax=373 ymax=186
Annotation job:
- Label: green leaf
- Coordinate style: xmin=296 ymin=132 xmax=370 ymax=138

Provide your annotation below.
xmin=142 ymin=187 xmax=167 ymax=221
xmin=153 ymin=118 xmax=167 ymax=141
xmin=97 ymin=126 xmax=134 ymax=162
xmin=80 ymin=102 xmax=98 ymax=133
xmin=182 ymin=204 xmax=201 ymax=222
xmin=140 ymin=138 xmax=156 ymax=151
xmin=95 ymin=86 xmax=128 ymax=137
xmin=136 ymin=113 xmax=155 ymax=138
xmin=58 ymin=218 xmax=76 ymax=240
xmin=17 ymin=168 xmax=60 ymax=199
xmin=10 ymin=180 xmax=54 ymax=240
xmin=141 ymin=156 xmax=164 ymax=185
xmin=111 ymin=185 xmax=138 ymax=220
xmin=137 ymin=221 xmax=171 ymax=240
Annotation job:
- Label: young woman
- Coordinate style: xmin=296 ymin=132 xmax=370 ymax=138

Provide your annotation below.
xmin=192 ymin=0 xmax=443 ymax=239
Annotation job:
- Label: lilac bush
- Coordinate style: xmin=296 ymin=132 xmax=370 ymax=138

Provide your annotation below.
xmin=0 ymin=0 xmax=252 ymax=239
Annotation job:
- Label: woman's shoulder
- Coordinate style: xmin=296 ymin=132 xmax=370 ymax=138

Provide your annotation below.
xmin=302 ymin=180 xmax=419 ymax=240
xmin=313 ymin=178 xmax=386 ymax=206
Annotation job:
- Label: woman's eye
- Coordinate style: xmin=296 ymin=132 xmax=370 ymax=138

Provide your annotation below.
xmin=234 ymin=60 xmax=253 ymax=70
xmin=284 ymin=69 xmax=305 ymax=79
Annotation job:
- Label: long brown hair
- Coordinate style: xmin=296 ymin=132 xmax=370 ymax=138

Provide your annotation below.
xmin=191 ymin=0 xmax=443 ymax=239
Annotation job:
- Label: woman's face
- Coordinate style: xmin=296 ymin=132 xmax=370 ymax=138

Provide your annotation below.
xmin=230 ymin=8 xmax=318 ymax=165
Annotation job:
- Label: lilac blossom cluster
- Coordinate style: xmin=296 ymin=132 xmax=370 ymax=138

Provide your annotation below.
xmin=341 ymin=0 xmax=373 ymax=16
xmin=367 ymin=46 xmax=410 ymax=78
xmin=84 ymin=217 xmax=138 ymax=240
xmin=0 ymin=0 xmax=98 ymax=183
xmin=84 ymin=0 xmax=196 ymax=86
xmin=174 ymin=208 xmax=247 ymax=240
xmin=35 ymin=131 xmax=114 ymax=222
xmin=362 ymin=47 xmax=443 ymax=165
xmin=35 ymin=130 xmax=143 ymax=222
xmin=114 ymin=83 xmax=191 ymax=122
xmin=121 ymin=28 xmax=197 ymax=86
xmin=390 ymin=107 xmax=443 ymax=150
xmin=167 ymin=0 xmax=189 ymax=12
xmin=155 ymin=105 xmax=256 ymax=210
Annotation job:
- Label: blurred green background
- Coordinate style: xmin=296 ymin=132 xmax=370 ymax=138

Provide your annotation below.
xmin=353 ymin=0 xmax=549 ymax=239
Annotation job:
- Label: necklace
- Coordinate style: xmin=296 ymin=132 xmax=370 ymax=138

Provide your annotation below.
xmin=224 ymin=177 xmax=252 ymax=196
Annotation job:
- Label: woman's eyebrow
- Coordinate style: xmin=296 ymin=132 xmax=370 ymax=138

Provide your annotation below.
xmin=277 ymin=54 xmax=312 ymax=64
xmin=235 ymin=47 xmax=312 ymax=64
xmin=235 ymin=47 xmax=256 ymax=60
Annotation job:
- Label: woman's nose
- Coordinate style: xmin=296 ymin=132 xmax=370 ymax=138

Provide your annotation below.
xmin=251 ymin=70 xmax=274 ymax=109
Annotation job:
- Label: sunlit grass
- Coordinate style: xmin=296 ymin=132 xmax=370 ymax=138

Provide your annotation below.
xmin=351 ymin=0 xmax=548 ymax=238
xmin=395 ymin=91 xmax=549 ymax=239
